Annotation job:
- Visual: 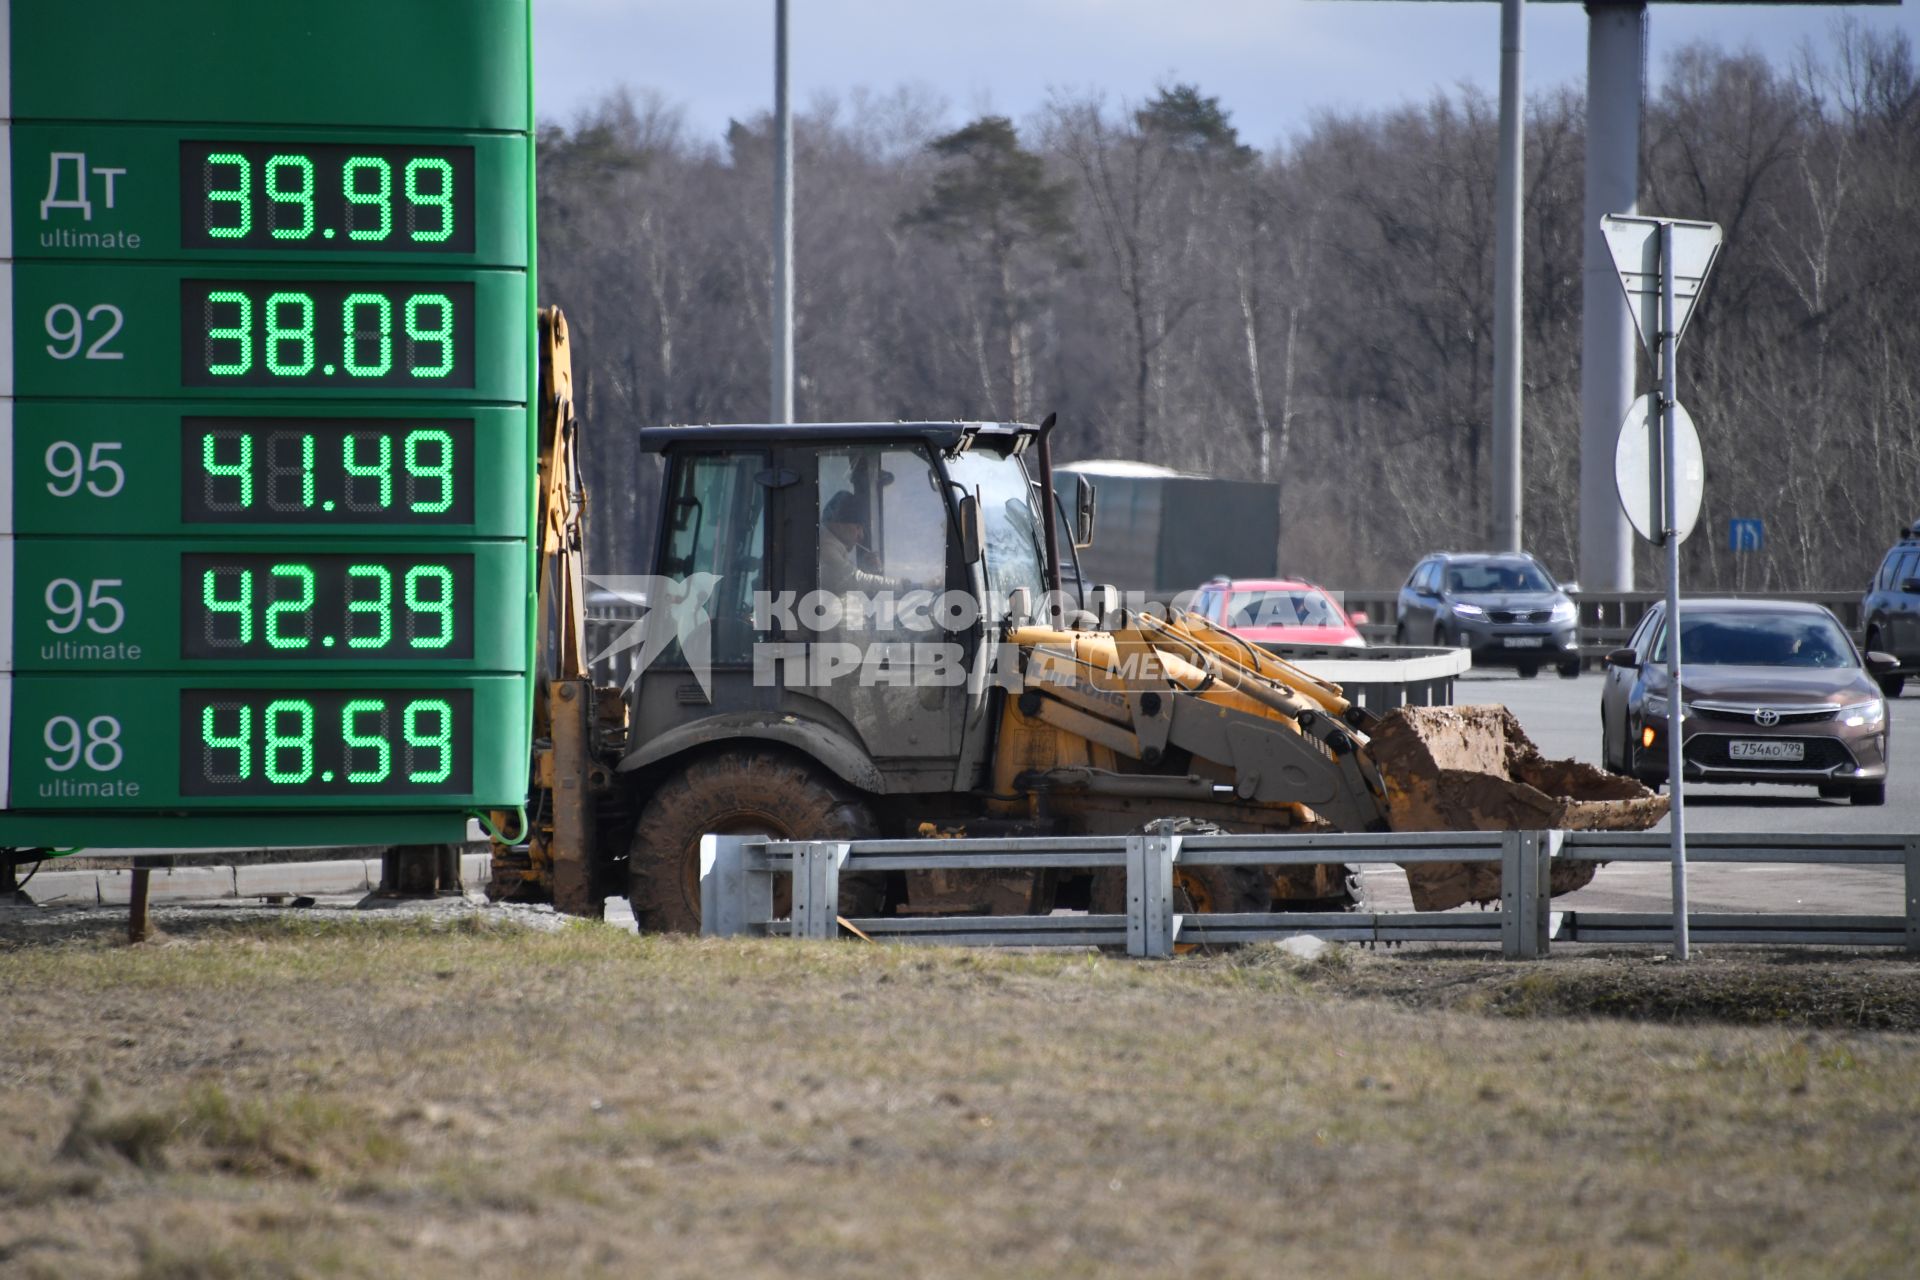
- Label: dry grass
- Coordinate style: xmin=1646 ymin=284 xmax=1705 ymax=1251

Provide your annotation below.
xmin=2 ymin=918 xmax=1917 ymax=1279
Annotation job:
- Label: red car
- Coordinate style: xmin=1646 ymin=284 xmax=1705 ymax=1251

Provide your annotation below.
xmin=1187 ymin=577 xmax=1368 ymax=647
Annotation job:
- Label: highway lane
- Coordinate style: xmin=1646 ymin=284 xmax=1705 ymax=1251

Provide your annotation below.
xmin=1357 ymin=668 xmax=1913 ymax=919
xmin=1456 ymin=667 xmax=1916 ymax=835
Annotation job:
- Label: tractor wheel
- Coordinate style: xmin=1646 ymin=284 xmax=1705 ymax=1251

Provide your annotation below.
xmin=1088 ymin=819 xmax=1289 ymax=952
xmin=629 ymin=749 xmax=881 ymax=934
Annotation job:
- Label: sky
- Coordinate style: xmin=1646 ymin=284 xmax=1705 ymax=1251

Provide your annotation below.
xmin=531 ymin=0 xmax=1919 ymax=148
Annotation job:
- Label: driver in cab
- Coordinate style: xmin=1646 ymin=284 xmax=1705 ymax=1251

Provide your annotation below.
xmin=820 ymin=490 xmax=912 ymax=597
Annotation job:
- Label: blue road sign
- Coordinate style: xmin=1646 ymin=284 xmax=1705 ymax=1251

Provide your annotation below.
xmin=1729 ymin=518 xmax=1764 ymax=552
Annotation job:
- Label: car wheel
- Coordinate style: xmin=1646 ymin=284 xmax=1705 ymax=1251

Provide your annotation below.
xmin=1517 ymin=664 xmax=1539 ymax=679
xmin=1558 ymin=658 xmax=1582 ymax=679
xmin=1817 ymin=782 xmax=1848 ymax=799
xmin=1433 ymin=625 xmax=1451 ymax=648
xmin=1393 ymin=623 xmax=1408 ymax=646
xmin=1879 ymin=673 xmax=1907 ymax=698
xmin=1601 ymin=712 xmax=1620 ymax=774
xmin=1850 ymin=782 xmax=1887 ymax=807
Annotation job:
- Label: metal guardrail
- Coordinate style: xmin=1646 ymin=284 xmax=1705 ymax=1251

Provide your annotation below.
xmin=700 ymin=827 xmax=1920 ymax=958
xmin=1257 ymin=643 xmax=1471 ymax=711
xmin=1344 ymin=589 xmax=1865 ymax=655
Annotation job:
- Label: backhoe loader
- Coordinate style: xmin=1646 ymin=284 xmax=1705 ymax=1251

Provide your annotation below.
xmin=494 ymin=310 xmax=1666 ymax=927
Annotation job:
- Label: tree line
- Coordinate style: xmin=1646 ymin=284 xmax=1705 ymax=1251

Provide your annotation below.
xmin=536 ymin=22 xmax=1920 ymax=592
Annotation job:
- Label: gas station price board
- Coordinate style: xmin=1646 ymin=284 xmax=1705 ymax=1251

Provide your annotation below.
xmin=1 ymin=1 xmax=536 ymax=848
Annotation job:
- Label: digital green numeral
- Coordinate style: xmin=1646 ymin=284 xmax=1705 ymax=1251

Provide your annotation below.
xmin=266 ymin=563 xmax=315 ymax=649
xmin=203 ymin=567 xmax=253 ymax=647
xmin=265 ymin=291 xmax=316 ymax=377
xmin=403 ymin=565 xmax=455 ymax=649
xmin=404 ymin=158 xmax=456 ymax=243
xmin=342 ymin=432 xmax=393 ymax=509
xmin=342 ymin=293 xmax=392 ymax=377
xmin=403 ymin=699 xmax=453 ymax=784
xmin=265 ymin=154 xmax=316 ymax=240
xmin=342 ymin=699 xmax=391 ymax=784
xmin=205 ymin=153 xmax=250 ymax=239
xmin=346 ymin=565 xmax=393 ymax=649
xmin=202 ymin=431 xmax=253 ymax=509
xmin=404 ymin=430 xmax=455 ymax=513
xmin=205 ymin=290 xmax=253 ymax=376
xmin=264 ymin=699 xmax=315 ymax=784
xmin=344 ymin=156 xmax=392 ymax=241
xmin=404 ymin=294 xmax=455 ymax=379
xmin=201 ymin=703 xmax=252 ymax=781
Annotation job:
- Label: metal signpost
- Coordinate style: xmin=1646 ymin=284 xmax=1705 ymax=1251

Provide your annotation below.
xmin=1604 ymin=213 xmax=1722 ymax=960
xmin=1 ymin=3 xmax=537 ymax=852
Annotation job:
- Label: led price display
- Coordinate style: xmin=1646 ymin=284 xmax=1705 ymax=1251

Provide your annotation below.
xmin=180 ymin=280 xmax=474 ymax=387
xmin=182 ymin=417 xmax=474 ymax=524
xmin=180 ymin=553 xmax=474 ymax=659
xmin=180 ymin=688 xmax=473 ymax=796
xmin=180 ymin=141 xmax=475 ymax=253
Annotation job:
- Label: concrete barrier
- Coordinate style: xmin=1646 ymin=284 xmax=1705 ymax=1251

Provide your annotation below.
xmin=22 ymin=850 xmax=492 ymax=907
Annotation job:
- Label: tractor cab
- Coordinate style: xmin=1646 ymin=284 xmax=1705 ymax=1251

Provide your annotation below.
xmin=623 ymin=422 xmax=1086 ymax=797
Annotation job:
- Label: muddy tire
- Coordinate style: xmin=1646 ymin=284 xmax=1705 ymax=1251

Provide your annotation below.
xmin=629 ymin=749 xmax=880 ymax=934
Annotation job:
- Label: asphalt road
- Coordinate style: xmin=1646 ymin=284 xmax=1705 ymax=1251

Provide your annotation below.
xmin=1357 ymin=667 xmax=1913 ymax=918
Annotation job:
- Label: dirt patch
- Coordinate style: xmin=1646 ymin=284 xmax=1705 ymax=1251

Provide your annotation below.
xmin=1366 ymin=704 xmax=1668 ymax=909
xmin=1227 ymin=945 xmax=1920 ymax=1032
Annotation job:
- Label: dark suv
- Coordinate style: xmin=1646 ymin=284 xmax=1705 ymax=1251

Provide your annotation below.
xmin=1862 ymin=525 xmax=1920 ymax=697
xmin=1396 ymin=551 xmax=1581 ymax=677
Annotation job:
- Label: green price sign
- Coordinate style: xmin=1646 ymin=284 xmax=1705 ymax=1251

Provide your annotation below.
xmin=2 ymin=1 xmax=537 ymax=849
xmin=8 ymin=405 xmax=531 ymax=537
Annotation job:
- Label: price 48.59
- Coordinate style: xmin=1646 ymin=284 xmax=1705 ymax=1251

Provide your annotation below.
xmin=182 ymin=690 xmax=473 ymax=796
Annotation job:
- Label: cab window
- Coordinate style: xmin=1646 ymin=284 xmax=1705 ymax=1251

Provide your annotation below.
xmin=657 ymin=452 xmax=766 ymax=666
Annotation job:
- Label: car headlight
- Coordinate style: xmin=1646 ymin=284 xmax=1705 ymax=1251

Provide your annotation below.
xmin=1549 ymin=600 xmax=1576 ymax=623
xmin=1451 ymin=602 xmax=1486 ymax=618
xmin=1843 ymin=699 xmax=1887 ymax=729
xmin=1644 ymin=695 xmax=1690 ymax=719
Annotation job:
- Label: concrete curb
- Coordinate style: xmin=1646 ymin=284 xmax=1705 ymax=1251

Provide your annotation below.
xmin=23 ymin=851 xmax=493 ymax=907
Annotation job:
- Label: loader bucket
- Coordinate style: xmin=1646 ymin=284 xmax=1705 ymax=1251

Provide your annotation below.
xmin=1365 ymin=705 xmax=1668 ymax=911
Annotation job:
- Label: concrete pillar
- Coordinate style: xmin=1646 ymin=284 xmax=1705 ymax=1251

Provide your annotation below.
xmin=1578 ymin=2 xmax=1644 ymax=591
xmin=771 ymin=0 xmax=795 ymax=422
xmin=1490 ymin=0 xmax=1525 ymax=552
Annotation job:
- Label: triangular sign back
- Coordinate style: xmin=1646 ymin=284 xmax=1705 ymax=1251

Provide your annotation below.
xmin=1602 ymin=215 xmax=1723 ymax=359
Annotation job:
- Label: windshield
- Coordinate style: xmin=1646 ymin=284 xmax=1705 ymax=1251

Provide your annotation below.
xmin=1654 ymin=613 xmax=1856 ymax=668
xmin=1227 ymin=589 xmax=1343 ymax=629
xmin=1445 ymin=561 xmax=1554 ymax=594
xmin=945 ymin=448 xmax=1047 ymax=605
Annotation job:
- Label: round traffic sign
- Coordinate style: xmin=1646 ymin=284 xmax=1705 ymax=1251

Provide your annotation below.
xmin=1613 ymin=394 xmax=1704 ymax=544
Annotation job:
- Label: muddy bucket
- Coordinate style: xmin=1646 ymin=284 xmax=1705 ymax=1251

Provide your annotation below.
xmin=1365 ymin=705 xmax=1669 ymax=911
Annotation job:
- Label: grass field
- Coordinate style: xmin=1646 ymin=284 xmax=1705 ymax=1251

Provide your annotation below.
xmin=4 ymin=915 xmax=1918 ymax=1279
